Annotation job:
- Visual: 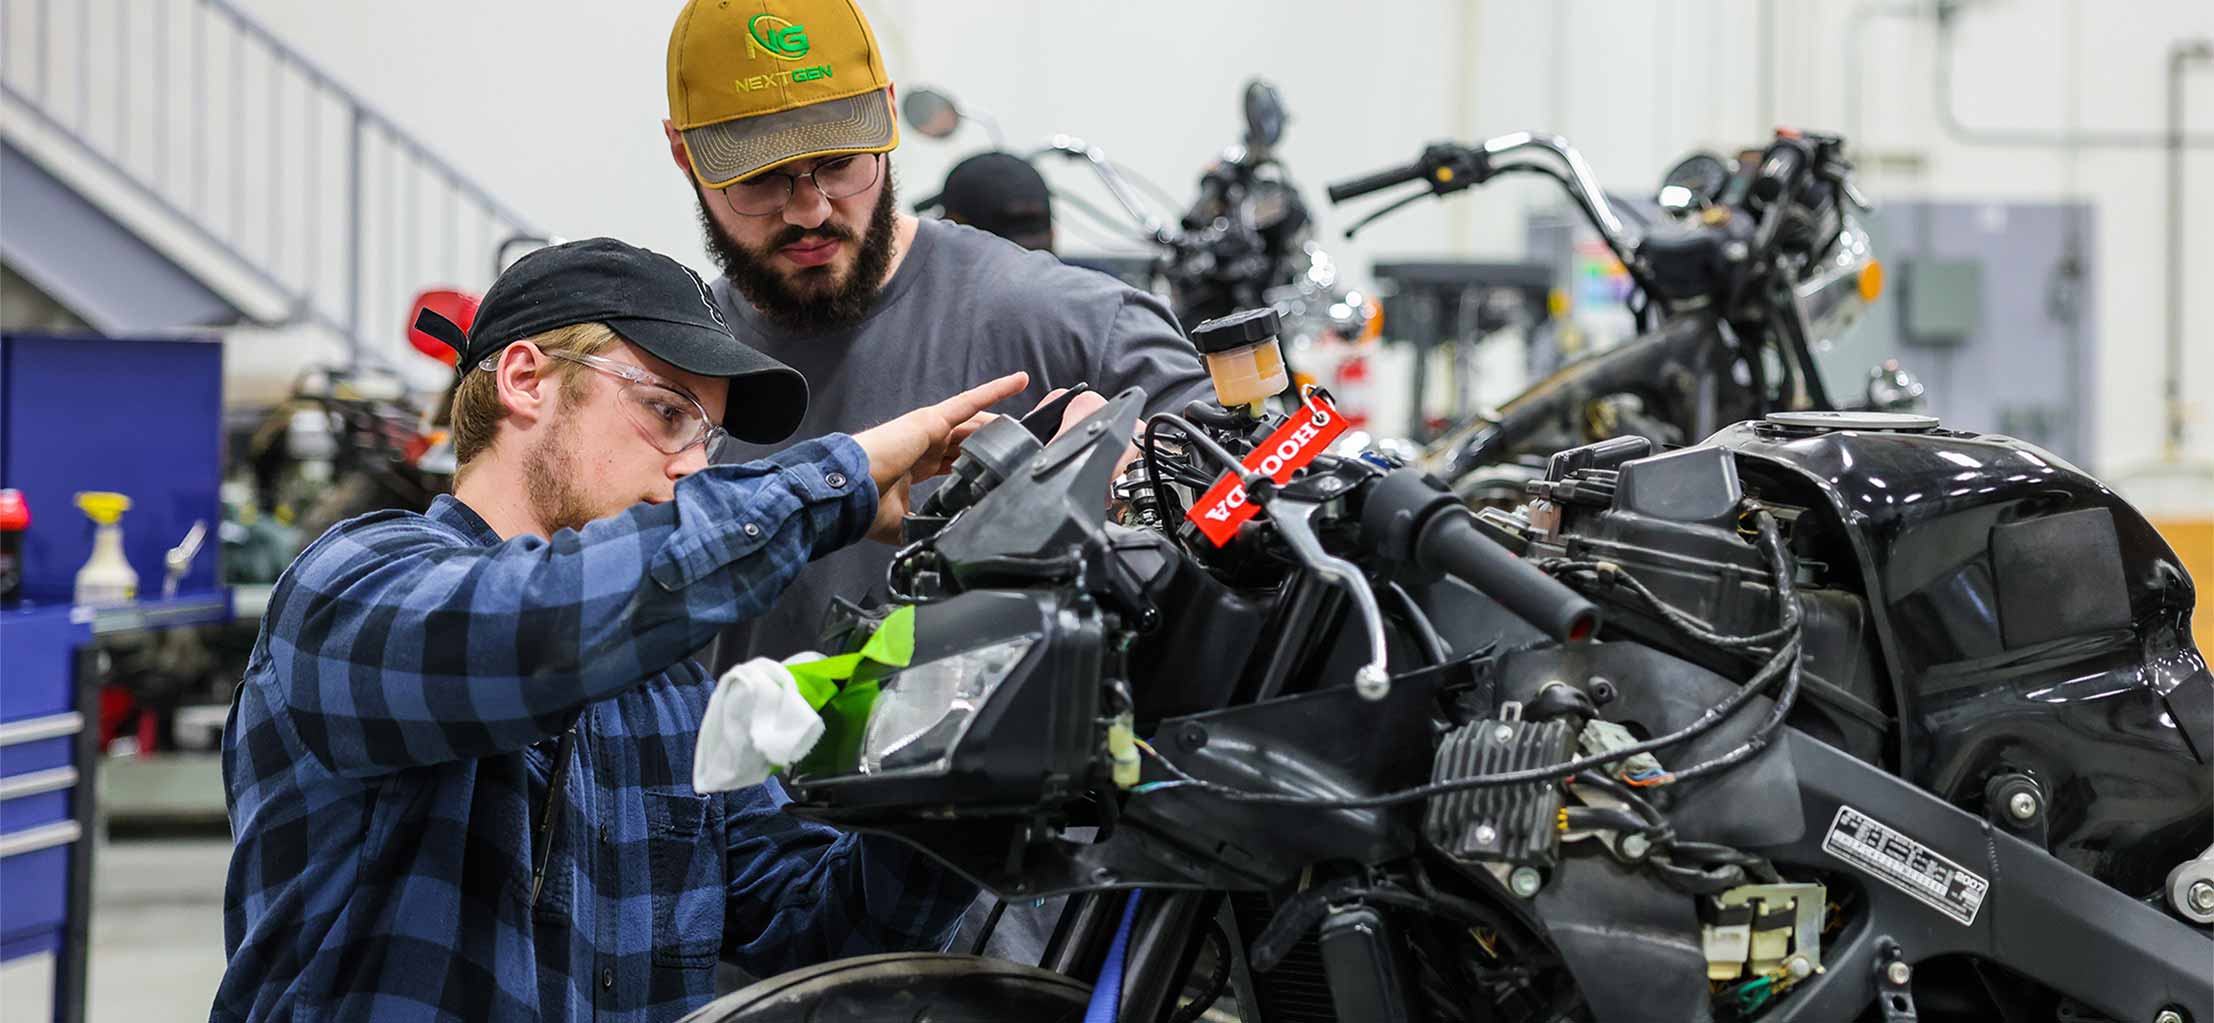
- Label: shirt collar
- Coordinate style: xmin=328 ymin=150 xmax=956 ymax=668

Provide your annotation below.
xmin=427 ymin=494 xmax=502 ymax=547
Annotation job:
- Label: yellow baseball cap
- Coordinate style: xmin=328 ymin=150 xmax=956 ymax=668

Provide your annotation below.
xmin=667 ymin=0 xmax=899 ymax=189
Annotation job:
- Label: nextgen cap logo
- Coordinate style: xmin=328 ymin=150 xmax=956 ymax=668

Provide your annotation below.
xmin=746 ymin=14 xmax=810 ymax=60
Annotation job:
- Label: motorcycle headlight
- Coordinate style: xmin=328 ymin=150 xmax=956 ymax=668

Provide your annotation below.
xmin=1794 ymin=217 xmax=1881 ymax=348
xmin=857 ymin=636 xmax=1037 ymax=776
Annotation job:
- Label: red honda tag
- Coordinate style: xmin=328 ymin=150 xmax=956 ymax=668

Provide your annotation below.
xmin=1185 ymin=394 xmax=1350 ymax=546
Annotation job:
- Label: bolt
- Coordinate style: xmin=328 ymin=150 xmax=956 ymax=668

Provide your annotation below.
xmin=1724 ymin=241 xmax=1750 ymax=262
xmin=1885 ymin=960 xmax=1912 ymax=987
xmin=1318 ymin=476 xmax=1343 ymax=493
xmin=2008 ymin=790 xmax=2040 ymax=821
xmin=1091 ymin=867 xmax=1118 ymax=884
xmin=1588 ymin=677 xmax=1617 ymax=705
xmin=1033 ymin=457 xmax=1050 ymax=472
xmin=2155 ymin=1011 xmax=2184 ymax=1023
xmin=1086 ymin=420 xmax=1105 ymax=436
xmin=1786 ymin=956 xmax=1813 ymax=979
xmin=1493 ymin=725 xmax=1515 ymax=744
xmin=1472 ymin=824 xmax=1499 ymax=847
xmin=1619 ymin=833 xmax=1651 ymax=859
xmin=1177 ymin=722 xmax=1209 ymax=753
xmin=1509 ymin=867 xmax=1543 ymax=899
xmin=2190 ymin=880 xmax=2214 ymax=914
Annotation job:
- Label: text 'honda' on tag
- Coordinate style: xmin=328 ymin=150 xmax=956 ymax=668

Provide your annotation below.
xmin=1186 ymin=394 xmax=1350 ymax=546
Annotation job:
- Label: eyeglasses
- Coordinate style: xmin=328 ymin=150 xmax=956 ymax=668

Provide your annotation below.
xmin=716 ymin=153 xmax=882 ymax=217
xmin=479 ymin=349 xmax=729 ymax=458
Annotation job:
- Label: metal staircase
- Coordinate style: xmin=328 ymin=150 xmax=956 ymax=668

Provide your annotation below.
xmin=0 ymin=0 xmax=545 ymax=366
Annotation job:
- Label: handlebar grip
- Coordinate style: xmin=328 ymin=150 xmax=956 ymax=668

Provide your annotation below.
xmin=1327 ymin=162 xmax=1425 ymax=203
xmin=1416 ymin=509 xmax=1601 ymax=644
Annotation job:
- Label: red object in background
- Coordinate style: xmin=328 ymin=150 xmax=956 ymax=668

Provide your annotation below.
xmin=0 ymin=488 xmax=27 ymax=607
xmin=99 ymin=685 xmax=136 ymax=751
xmin=406 ymin=288 xmax=481 ymax=367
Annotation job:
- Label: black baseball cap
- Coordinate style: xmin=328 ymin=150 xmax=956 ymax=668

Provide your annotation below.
xmin=414 ymin=237 xmax=808 ymax=444
xmin=934 ymin=152 xmax=1053 ymax=251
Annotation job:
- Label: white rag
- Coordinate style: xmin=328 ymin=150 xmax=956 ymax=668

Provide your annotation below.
xmin=692 ymin=653 xmax=829 ymax=793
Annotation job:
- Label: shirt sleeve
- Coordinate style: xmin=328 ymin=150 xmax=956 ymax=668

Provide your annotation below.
xmin=1092 ymin=288 xmax=1215 ymax=416
xmin=717 ymin=779 xmax=979 ymax=974
xmin=258 ymin=436 xmax=877 ymax=777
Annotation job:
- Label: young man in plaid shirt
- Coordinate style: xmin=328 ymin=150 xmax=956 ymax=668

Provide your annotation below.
xmin=211 ymin=238 xmax=1027 ymax=1022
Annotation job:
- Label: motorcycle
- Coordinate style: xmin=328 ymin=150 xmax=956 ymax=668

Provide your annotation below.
xmin=904 ymin=81 xmax=1376 ymax=361
xmin=1329 ymin=130 xmax=1915 ymax=506
xmin=686 ymin=312 xmax=2212 ymax=1021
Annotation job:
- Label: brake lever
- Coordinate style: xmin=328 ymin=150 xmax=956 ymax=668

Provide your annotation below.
xmin=1266 ymin=494 xmax=1392 ymax=701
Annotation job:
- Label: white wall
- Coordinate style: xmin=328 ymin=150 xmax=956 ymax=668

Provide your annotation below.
xmin=220 ymin=0 xmax=2214 ymax=473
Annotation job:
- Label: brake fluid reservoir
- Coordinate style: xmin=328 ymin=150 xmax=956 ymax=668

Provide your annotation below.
xmin=1191 ymin=308 xmax=1290 ymax=409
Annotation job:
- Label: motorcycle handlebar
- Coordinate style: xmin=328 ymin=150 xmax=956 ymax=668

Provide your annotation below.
xmin=1361 ymin=469 xmax=1600 ymax=644
xmin=1417 ymin=510 xmax=1600 ymax=643
xmin=1326 ymin=162 xmax=1427 ymax=203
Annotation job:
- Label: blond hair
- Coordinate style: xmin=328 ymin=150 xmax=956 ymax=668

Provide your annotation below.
xmin=449 ymin=322 xmax=621 ymax=477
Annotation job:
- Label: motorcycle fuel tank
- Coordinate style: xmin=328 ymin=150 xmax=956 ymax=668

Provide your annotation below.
xmin=1709 ymin=411 xmax=2210 ymax=895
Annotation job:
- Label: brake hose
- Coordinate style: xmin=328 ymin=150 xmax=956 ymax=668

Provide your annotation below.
xmin=1083 ymin=890 xmax=1145 ymax=1023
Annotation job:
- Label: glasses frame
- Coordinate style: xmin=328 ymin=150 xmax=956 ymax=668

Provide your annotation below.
xmin=714 ymin=152 xmax=884 ymax=218
xmin=478 ymin=348 xmax=729 ymax=457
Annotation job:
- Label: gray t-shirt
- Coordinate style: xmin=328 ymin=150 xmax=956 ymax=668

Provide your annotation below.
xmin=707 ymin=220 xmax=1209 ymax=966
xmin=711 ymin=217 xmax=1209 ymax=666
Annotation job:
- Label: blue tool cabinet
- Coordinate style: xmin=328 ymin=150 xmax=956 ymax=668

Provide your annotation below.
xmin=1 ymin=334 xmax=229 ymax=1022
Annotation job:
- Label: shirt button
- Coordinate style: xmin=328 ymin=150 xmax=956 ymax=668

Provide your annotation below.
xmin=826 ymin=472 xmax=848 ymax=489
xmin=600 ymin=967 xmax=614 ymax=989
xmin=742 ymin=522 xmax=761 ymax=538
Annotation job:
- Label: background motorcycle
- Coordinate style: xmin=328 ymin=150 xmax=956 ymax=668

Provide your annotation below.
xmin=903 ymin=81 xmax=1376 ymax=369
xmin=684 ymin=347 xmax=2211 ymax=1021
xmin=1330 ymin=130 xmax=1914 ymax=507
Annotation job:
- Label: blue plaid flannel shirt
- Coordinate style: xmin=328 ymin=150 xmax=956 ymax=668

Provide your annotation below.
xmin=213 ymin=436 xmax=978 ymax=1022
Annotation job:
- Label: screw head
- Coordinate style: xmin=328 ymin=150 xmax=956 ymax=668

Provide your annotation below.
xmin=1091 ymin=867 xmax=1118 ymax=884
xmin=2189 ymin=880 xmax=2214 ymax=914
xmin=1619 ymin=833 xmax=1651 ymax=859
xmin=1472 ymin=824 xmax=1499 ymax=847
xmin=2155 ymin=1011 xmax=2184 ymax=1023
xmin=1086 ymin=420 xmax=1105 ymax=436
xmin=1509 ymin=867 xmax=1542 ymax=899
xmin=2007 ymin=790 xmax=2039 ymax=821
xmin=1492 ymin=725 xmax=1515 ymax=743
xmin=1177 ymin=722 xmax=1209 ymax=753
xmin=1319 ymin=476 xmax=1343 ymax=493
xmin=1786 ymin=956 xmax=1813 ymax=979
xmin=1885 ymin=960 xmax=1912 ymax=986
xmin=1033 ymin=457 xmax=1051 ymax=472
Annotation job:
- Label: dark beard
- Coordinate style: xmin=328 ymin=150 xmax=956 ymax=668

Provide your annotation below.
xmin=695 ymin=167 xmax=899 ymax=333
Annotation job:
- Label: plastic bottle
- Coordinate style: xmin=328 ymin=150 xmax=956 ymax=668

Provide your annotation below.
xmin=1190 ymin=308 xmax=1291 ymax=409
xmin=0 ymin=489 xmax=27 ymax=608
xmin=73 ymin=491 xmax=138 ymax=606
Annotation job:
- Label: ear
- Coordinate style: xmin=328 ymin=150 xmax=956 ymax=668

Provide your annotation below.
xmin=663 ymin=119 xmax=693 ymax=175
xmin=492 ymin=343 xmax=559 ymax=428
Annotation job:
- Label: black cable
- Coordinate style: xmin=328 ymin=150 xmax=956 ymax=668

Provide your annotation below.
xmin=969 ymin=898 xmax=1008 ymax=957
xmin=1136 ymin=514 xmax=1802 ymax=809
xmin=1163 ymin=920 xmax=1233 ymax=1023
xmin=1145 ymin=414 xmax=1255 ymax=484
xmin=1386 ymin=580 xmax=1450 ymax=666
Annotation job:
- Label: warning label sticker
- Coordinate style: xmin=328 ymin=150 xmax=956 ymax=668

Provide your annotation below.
xmin=1822 ymin=805 xmax=1990 ymax=926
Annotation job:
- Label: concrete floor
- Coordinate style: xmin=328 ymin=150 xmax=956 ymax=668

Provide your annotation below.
xmin=84 ymin=837 xmax=231 ymax=1021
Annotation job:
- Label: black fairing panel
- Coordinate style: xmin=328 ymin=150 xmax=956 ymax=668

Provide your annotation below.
xmin=1704 ymin=419 xmax=2211 ymax=892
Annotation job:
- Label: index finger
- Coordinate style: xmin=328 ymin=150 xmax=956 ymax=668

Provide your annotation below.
xmin=931 ymin=372 xmax=1030 ymax=426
